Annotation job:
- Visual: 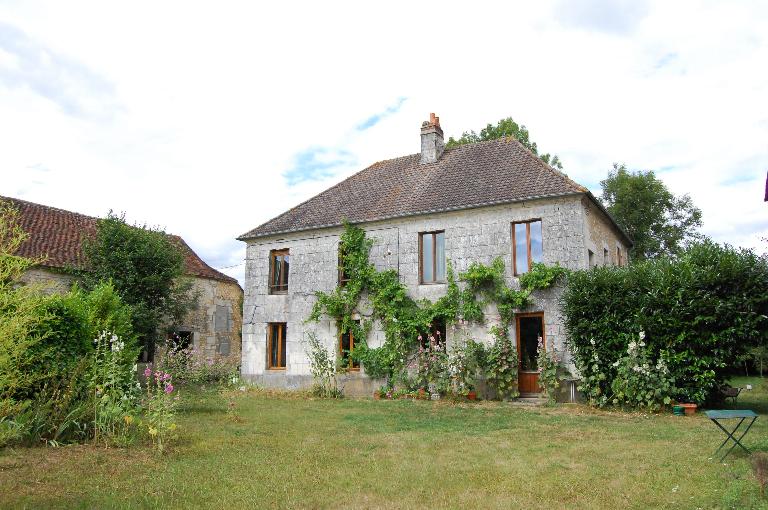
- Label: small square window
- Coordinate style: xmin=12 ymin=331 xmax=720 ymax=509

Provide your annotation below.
xmin=267 ymin=323 xmax=287 ymax=369
xmin=420 ymin=231 xmax=445 ymax=284
xmin=269 ymin=249 xmax=290 ymax=294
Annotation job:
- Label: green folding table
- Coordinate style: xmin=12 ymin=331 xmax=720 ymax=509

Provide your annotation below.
xmin=705 ymin=410 xmax=758 ymax=461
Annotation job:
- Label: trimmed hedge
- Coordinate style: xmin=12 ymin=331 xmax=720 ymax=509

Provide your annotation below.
xmin=562 ymin=241 xmax=768 ymax=406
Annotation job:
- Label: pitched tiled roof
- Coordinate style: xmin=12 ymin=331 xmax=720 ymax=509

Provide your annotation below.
xmin=2 ymin=195 xmax=239 ymax=285
xmin=239 ymin=137 xmax=595 ymax=240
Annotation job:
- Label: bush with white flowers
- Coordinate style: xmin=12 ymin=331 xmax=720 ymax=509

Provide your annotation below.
xmin=610 ymin=332 xmax=676 ymax=411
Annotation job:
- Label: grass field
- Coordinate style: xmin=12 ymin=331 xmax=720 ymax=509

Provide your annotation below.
xmin=1 ymin=376 xmax=767 ymax=509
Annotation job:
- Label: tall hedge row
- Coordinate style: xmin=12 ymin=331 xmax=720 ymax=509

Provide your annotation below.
xmin=562 ymin=241 xmax=768 ymax=405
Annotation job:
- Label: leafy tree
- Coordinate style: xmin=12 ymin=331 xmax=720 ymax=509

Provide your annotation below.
xmin=82 ymin=213 xmax=196 ymax=360
xmin=600 ymin=164 xmax=702 ymax=261
xmin=445 ymin=117 xmax=563 ymax=169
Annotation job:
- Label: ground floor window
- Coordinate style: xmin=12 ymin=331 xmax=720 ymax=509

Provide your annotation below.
xmin=168 ymin=331 xmax=193 ymax=351
xmin=267 ymin=323 xmax=287 ymax=369
xmin=419 ymin=319 xmax=446 ymax=350
xmin=339 ymin=321 xmax=360 ymax=370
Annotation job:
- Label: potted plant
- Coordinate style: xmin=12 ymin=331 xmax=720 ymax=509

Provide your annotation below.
xmin=680 ymin=403 xmax=698 ymax=416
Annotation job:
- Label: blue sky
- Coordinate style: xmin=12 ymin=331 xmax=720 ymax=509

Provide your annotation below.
xmin=0 ymin=1 xmax=766 ymax=284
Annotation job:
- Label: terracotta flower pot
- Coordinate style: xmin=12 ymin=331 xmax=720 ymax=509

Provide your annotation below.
xmin=417 ymin=388 xmax=426 ymax=400
xmin=373 ymin=391 xmax=381 ymax=400
xmin=681 ymin=403 xmax=697 ymax=416
xmin=467 ymin=391 xmax=477 ymax=401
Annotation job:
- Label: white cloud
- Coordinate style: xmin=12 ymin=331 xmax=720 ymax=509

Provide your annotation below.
xmin=1 ymin=0 xmax=766 ymax=287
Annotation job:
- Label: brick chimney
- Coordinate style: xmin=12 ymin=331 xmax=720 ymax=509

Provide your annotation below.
xmin=420 ymin=113 xmax=444 ymax=164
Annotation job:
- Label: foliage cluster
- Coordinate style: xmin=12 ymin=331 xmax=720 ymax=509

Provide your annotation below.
xmin=609 ymin=332 xmax=676 ymax=411
xmin=600 ymin=163 xmax=702 ymax=261
xmin=303 ymin=332 xmax=344 ymax=398
xmin=536 ymin=337 xmax=564 ymax=405
xmin=81 ymin=212 xmax=197 ymax=360
xmin=155 ymin=342 xmax=239 ymax=385
xmin=563 ymin=241 xmax=768 ymax=406
xmin=141 ymin=366 xmax=179 ymax=453
xmin=0 ymin=201 xmax=181 ymax=450
xmin=445 ymin=117 xmax=563 ymax=170
xmin=308 ymin=223 xmax=566 ymax=397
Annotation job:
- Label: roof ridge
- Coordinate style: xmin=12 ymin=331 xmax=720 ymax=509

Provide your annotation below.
xmin=0 ymin=194 xmax=101 ymax=222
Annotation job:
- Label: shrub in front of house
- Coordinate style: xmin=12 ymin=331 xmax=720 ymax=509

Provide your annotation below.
xmin=563 ymin=241 xmax=768 ymax=407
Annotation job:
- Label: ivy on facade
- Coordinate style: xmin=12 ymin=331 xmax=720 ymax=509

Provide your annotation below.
xmin=307 ymin=223 xmax=566 ymax=380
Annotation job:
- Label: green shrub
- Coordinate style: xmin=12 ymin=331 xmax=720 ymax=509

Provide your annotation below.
xmin=563 ymin=241 xmax=768 ymax=406
xmin=483 ymin=326 xmax=519 ymax=400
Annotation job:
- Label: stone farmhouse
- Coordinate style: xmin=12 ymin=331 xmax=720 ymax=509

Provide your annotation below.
xmin=5 ymin=195 xmax=243 ymax=361
xmin=238 ymin=114 xmax=632 ymax=396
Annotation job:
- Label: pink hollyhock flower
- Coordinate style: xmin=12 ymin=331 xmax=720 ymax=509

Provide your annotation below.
xmin=163 ymin=373 xmax=171 ymax=381
xmin=144 ymin=367 xmax=152 ymax=377
xmin=164 ymin=384 xmax=174 ymax=394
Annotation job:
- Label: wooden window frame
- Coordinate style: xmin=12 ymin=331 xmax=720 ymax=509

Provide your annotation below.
xmin=268 ymin=249 xmax=289 ymax=294
xmin=419 ymin=230 xmax=446 ymax=285
xmin=512 ymin=219 xmax=543 ymax=276
xmin=266 ymin=323 xmax=286 ymax=370
xmin=339 ymin=321 xmax=360 ymax=371
xmin=617 ymin=246 xmax=623 ymax=267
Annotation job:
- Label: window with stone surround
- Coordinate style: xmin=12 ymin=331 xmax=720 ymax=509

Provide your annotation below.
xmin=339 ymin=320 xmax=360 ymax=370
xmin=512 ymin=220 xmax=543 ymax=275
xmin=267 ymin=323 xmax=287 ymax=369
xmin=268 ymin=249 xmax=289 ymax=294
xmin=419 ymin=231 xmax=445 ymax=284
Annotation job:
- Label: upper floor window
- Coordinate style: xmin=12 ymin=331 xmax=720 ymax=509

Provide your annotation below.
xmin=420 ymin=231 xmax=445 ymax=284
xmin=339 ymin=321 xmax=360 ymax=370
xmin=267 ymin=322 xmax=287 ymax=369
xmin=269 ymin=249 xmax=289 ymax=294
xmin=338 ymin=245 xmax=351 ymax=287
xmin=512 ymin=220 xmax=543 ymax=275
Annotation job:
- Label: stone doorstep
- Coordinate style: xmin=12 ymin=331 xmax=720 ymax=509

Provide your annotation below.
xmin=512 ymin=397 xmax=547 ymax=406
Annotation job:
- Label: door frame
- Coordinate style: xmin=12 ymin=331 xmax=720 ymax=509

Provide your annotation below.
xmin=516 ymin=311 xmax=545 ymax=396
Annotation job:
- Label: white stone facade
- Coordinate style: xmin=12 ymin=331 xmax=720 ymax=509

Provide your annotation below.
xmin=241 ymin=195 xmax=630 ymax=391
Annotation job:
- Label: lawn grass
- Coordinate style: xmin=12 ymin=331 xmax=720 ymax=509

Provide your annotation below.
xmin=2 ymin=377 xmax=767 ymax=509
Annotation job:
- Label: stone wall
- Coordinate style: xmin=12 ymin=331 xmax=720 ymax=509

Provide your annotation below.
xmin=241 ymin=195 xmax=595 ymax=393
xmin=18 ymin=266 xmax=243 ymax=360
xmin=175 ymin=278 xmax=243 ymax=360
xmin=581 ymin=196 xmax=631 ymax=267
xmin=17 ymin=267 xmax=76 ymax=295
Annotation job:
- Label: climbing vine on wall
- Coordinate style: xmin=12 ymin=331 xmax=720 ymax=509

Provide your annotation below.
xmin=307 ymin=223 xmax=567 ymax=380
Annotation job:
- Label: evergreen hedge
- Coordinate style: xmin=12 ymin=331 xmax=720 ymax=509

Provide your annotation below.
xmin=562 ymin=241 xmax=768 ymax=405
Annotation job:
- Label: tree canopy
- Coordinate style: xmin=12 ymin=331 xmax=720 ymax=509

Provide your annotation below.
xmin=81 ymin=213 xmax=196 ymax=360
xmin=600 ymin=164 xmax=702 ymax=261
xmin=445 ymin=117 xmax=563 ymax=170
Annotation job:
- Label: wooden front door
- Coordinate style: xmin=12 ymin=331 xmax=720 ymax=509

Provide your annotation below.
xmin=516 ymin=312 xmax=545 ymax=396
